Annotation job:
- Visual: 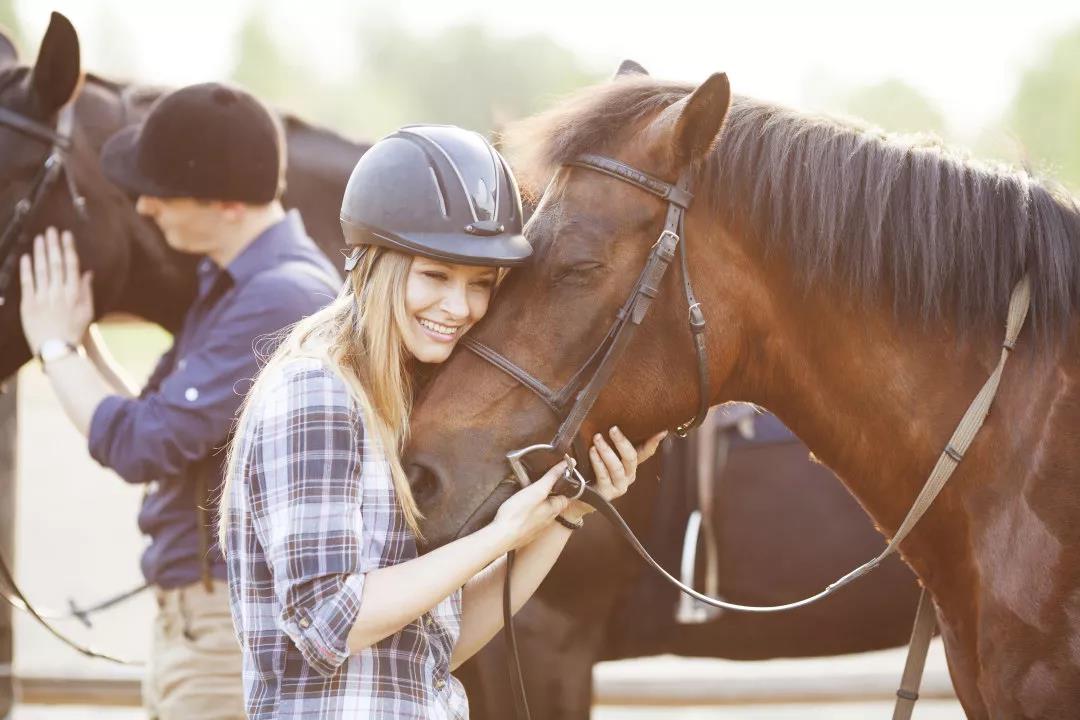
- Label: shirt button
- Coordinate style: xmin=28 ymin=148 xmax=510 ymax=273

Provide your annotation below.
xmin=298 ymin=616 xmax=311 ymax=629
xmin=184 ymin=387 xmax=199 ymax=402
xmin=426 ymin=617 xmax=437 ymax=629
xmin=433 ymin=677 xmax=446 ymax=690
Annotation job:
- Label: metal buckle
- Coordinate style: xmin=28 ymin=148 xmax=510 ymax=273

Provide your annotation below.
xmin=506 ymin=443 xmax=557 ymax=488
xmin=505 ymin=444 xmax=587 ymax=500
xmin=653 ymin=229 xmax=680 ymax=250
xmin=342 ymin=247 xmax=366 ymax=272
xmin=561 ymin=454 xmax=587 ymax=501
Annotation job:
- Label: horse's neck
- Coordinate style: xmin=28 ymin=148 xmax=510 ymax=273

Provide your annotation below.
xmin=725 ymin=252 xmax=1008 ymax=576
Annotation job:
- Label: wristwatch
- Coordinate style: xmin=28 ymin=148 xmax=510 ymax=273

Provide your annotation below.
xmin=36 ymin=338 xmax=81 ymax=366
xmin=555 ymin=514 xmax=584 ymax=531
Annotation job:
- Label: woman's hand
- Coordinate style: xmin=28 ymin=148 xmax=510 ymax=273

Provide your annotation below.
xmin=565 ymin=427 xmax=667 ymax=521
xmin=489 ymin=461 xmax=572 ymax=551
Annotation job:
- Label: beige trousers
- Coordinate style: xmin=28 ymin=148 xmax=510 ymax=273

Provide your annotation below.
xmin=144 ymin=579 xmax=246 ymax=720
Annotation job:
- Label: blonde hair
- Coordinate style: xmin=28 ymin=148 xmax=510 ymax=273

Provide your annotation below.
xmin=218 ymin=247 xmax=423 ymax=548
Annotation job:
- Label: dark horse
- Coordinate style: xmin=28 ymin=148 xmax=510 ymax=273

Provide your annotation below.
xmin=1 ymin=18 xmax=920 ymax=717
xmin=407 ymin=69 xmax=1080 ymax=718
xmin=0 ymin=12 xmax=365 ymax=380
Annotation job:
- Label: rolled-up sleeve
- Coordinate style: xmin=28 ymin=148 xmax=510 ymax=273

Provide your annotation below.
xmin=87 ymin=277 xmax=325 ymax=485
xmin=248 ymin=363 xmax=368 ymax=677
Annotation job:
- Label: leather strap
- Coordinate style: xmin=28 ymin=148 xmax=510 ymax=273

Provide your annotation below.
xmin=0 ymin=106 xmax=73 ymax=149
xmin=0 ymin=547 xmax=141 ymax=665
xmin=0 ymin=103 xmax=85 ymax=306
xmin=503 ymin=550 xmax=532 ymax=720
xmin=674 ymin=212 xmax=710 ymax=436
xmin=892 ymin=588 xmax=937 ymax=720
xmin=568 ymin=154 xmax=693 ymax=208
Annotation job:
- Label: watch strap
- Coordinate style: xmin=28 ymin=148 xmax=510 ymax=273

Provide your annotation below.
xmin=555 ymin=514 xmax=584 ymax=531
xmin=36 ymin=339 xmax=79 ymax=366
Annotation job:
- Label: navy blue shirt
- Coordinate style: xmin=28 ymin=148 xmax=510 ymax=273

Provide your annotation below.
xmin=88 ymin=211 xmax=340 ymax=588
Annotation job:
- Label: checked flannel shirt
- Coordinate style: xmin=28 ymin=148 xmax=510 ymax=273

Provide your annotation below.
xmin=224 ymin=357 xmax=467 ymax=719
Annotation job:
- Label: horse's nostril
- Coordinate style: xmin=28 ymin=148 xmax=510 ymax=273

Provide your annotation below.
xmin=407 ymin=463 xmax=440 ymax=507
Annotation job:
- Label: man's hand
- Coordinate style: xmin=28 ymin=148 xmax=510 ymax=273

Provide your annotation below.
xmin=19 ymin=227 xmax=93 ymax=355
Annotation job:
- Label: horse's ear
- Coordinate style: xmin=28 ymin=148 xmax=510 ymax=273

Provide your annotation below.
xmin=670 ymin=72 xmax=731 ymax=164
xmin=29 ymin=11 xmax=81 ymax=113
xmin=612 ymin=59 xmax=649 ymax=80
xmin=0 ymin=28 xmax=18 ymax=71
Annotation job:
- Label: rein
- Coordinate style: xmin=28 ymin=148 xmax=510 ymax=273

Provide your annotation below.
xmin=467 ymin=152 xmax=1032 ymax=719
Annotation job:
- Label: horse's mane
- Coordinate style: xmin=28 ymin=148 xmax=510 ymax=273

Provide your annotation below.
xmin=504 ymin=78 xmax=1080 ymax=338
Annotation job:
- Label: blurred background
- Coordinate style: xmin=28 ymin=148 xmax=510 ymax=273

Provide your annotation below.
xmin=2 ymin=0 xmax=1080 ymax=191
xmin=4 ymin=1 xmax=1080 ymax=717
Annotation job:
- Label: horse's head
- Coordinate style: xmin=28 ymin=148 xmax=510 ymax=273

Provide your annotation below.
xmin=408 ymin=67 xmax=741 ymax=548
xmin=1 ymin=14 xmax=96 ymax=378
xmin=0 ymin=13 xmax=183 ymax=380
xmin=0 ymin=13 xmax=83 ymax=337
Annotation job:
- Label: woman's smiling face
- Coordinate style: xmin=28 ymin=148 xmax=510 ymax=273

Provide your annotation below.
xmin=400 ymin=256 xmax=499 ymax=363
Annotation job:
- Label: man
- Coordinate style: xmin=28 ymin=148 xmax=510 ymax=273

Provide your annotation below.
xmin=17 ymin=82 xmax=339 ymax=719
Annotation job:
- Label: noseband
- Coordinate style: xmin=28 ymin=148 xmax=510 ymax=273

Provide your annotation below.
xmin=460 ymin=153 xmax=712 ymax=481
xmin=0 ymin=101 xmax=87 ymax=306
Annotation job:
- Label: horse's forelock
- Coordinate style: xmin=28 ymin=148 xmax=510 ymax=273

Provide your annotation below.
xmin=501 ymin=77 xmax=692 ymax=199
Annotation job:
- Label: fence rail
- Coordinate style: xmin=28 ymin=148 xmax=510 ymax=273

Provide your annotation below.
xmin=14 ymin=665 xmax=956 ymax=708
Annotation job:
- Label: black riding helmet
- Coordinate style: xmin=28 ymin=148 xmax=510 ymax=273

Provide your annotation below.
xmin=340 ymin=125 xmax=531 ymax=271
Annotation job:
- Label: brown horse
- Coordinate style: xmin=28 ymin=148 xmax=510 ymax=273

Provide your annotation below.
xmin=0 ymin=19 xmax=922 ymax=714
xmin=407 ymin=69 xmax=1080 ymax=718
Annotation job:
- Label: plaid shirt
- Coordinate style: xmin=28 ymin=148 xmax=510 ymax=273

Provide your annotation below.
xmin=224 ymin=358 xmax=468 ymax=719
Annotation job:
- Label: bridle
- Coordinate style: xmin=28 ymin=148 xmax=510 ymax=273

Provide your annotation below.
xmin=463 ymin=152 xmax=1033 ymax=720
xmin=460 ymin=153 xmax=712 ymax=486
xmin=463 ymin=151 xmax=715 ymax=719
xmin=0 ymin=95 xmax=133 ymax=665
xmin=0 ymin=99 xmax=87 ymax=307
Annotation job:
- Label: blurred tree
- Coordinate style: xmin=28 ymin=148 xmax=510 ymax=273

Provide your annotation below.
xmin=231 ymin=10 xmax=312 ymax=110
xmin=90 ymin=3 xmax=137 ymax=81
xmin=0 ymin=0 xmax=23 ymax=52
xmin=840 ymin=78 xmax=947 ymax=136
xmin=1007 ymin=25 xmax=1080 ymax=192
xmin=347 ymin=21 xmax=601 ymax=137
xmin=229 ymin=7 xmax=601 ymax=142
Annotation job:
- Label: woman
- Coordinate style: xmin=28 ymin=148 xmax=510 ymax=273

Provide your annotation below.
xmin=219 ymin=125 xmax=664 ymax=719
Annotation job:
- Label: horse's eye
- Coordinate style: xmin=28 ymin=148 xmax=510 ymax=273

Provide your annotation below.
xmin=553 ymin=262 xmax=604 ymax=285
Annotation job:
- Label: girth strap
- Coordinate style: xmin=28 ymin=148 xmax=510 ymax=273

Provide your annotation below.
xmin=892 ymin=588 xmax=937 ymax=720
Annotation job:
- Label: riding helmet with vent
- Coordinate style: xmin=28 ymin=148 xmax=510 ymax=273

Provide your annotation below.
xmin=339 ymin=124 xmax=531 ymax=270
